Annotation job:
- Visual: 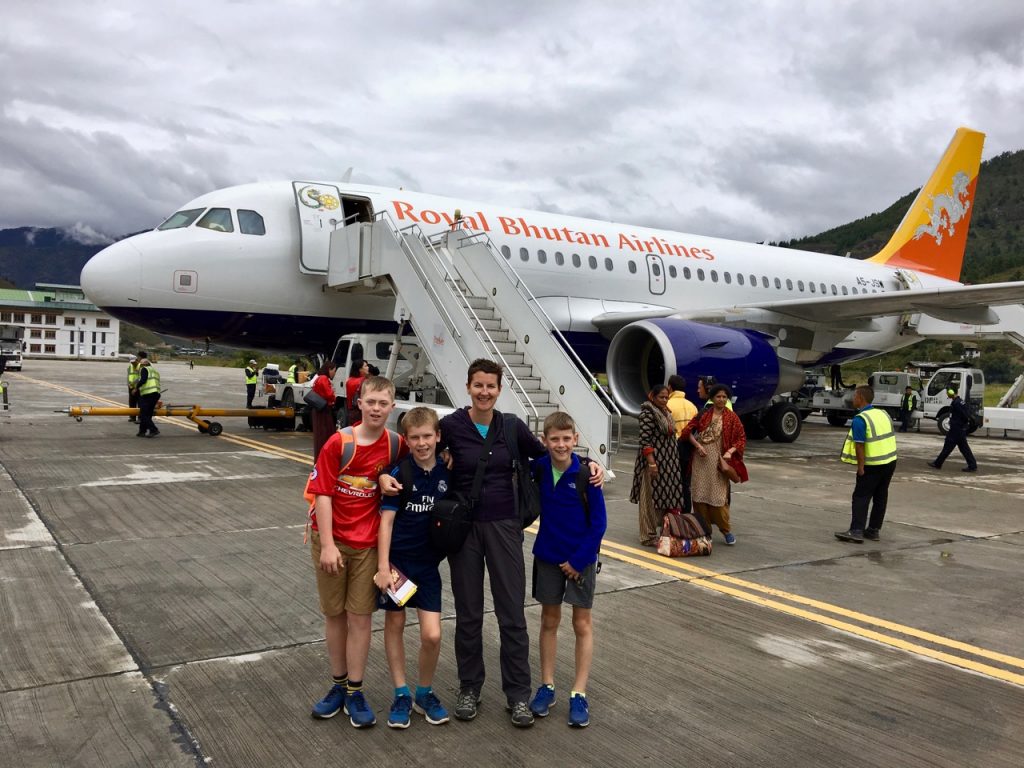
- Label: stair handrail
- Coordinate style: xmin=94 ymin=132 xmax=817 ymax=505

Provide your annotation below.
xmin=370 ymin=212 xmax=542 ymax=422
xmin=436 ymin=228 xmax=622 ymax=422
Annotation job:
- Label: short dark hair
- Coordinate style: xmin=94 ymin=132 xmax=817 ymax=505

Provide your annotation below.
xmin=543 ymin=411 xmax=576 ymax=435
xmin=709 ymin=383 xmax=733 ymax=400
xmin=317 ymin=361 xmax=336 ymax=377
xmin=648 ymin=384 xmax=669 ymax=401
xmin=467 ymin=358 xmax=503 ymax=387
xmin=136 ymin=350 xmax=148 ymax=359
xmin=667 ymin=374 xmax=686 ymax=391
xmin=855 ymin=385 xmax=875 ymax=404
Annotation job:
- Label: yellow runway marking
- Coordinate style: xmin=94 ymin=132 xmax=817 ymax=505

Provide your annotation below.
xmin=27 ymin=372 xmax=1024 ymax=687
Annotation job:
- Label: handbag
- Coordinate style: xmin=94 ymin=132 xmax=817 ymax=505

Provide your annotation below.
xmin=429 ymin=416 xmax=500 ymax=556
xmin=718 ymin=454 xmax=748 ymax=483
xmin=303 ymin=389 xmax=328 ymax=411
xmin=503 ymin=413 xmax=542 ymax=529
xmin=657 ymin=511 xmax=713 ymax=557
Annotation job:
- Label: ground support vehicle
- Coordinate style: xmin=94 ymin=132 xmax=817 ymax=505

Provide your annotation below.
xmin=981 ymin=406 xmax=1024 ymax=436
xmin=920 ymin=365 xmax=985 ymax=434
xmin=62 ymin=404 xmax=295 ymax=436
xmin=797 ymin=370 xmax=926 ymax=429
xmin=1 ymin=325 xmax=24 ymax=371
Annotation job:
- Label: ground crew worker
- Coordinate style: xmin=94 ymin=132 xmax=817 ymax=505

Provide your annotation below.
xmin=287 ymin=358 xmax=300 ymax=384
xmin=127 ymin=354 xmax=140 ymax=423
xmin=136 ymin=357 xmax=161 ymax=438
xmin=928 ymin=388 xmax=978 ymax=472
xmin=835 ymin=385 xmax=897 ymax=543
xmin=244 ymin=359 xmax=259 ymax=408
xmin=897 ymin=385 xmax=918 ymax=433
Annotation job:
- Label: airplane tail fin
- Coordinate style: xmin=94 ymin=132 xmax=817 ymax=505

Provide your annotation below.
xmin=867 ymin=127 xmax=985 ymax=281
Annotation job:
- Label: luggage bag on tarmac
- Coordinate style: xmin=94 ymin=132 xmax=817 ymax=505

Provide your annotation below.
xmin=657 ymin=511 xmax=713 ymax=557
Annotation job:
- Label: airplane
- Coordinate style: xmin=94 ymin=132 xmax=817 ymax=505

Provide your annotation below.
xmin=81 ymin=127 xmax=1024 ymax=441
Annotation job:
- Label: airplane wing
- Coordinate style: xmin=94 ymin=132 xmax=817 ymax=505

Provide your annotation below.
xmin=591 ymin=280 xmax=1024 ymax=333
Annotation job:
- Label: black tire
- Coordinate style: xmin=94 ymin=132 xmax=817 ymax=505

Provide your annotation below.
xmin=741 ymin=413 xmax=768 ymax=440
xmin=767 ymin=403 xmax=802 ymax=443
xmin=197 ymin=423 xmax=209 ymax=433
xmin=936 ymin=410 xmax=950 ymax=435
xmin=799 ymin=409 xmax=813 ymax=421
xmin=826 ymin=410 xmax=849 ymax=427
xmin=208 ymin=422 xmax=223 ymax=436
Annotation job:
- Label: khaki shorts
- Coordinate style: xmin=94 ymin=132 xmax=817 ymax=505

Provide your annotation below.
xmin=310 ymin=531 xmax=378 ymax=616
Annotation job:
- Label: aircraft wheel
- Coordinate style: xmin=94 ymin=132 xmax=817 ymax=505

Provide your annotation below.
xmin=197 ymin=423 xmax=209 ymax=433
xmin=826 ymin=411 xmax=848 ymax=427
xmin=767 ymin=403 xmax=802 ymax=443
xmin=936 ymin=410 xmax=950 ymax=435
xmin=208 ymin=422 xmax=223 ymax=436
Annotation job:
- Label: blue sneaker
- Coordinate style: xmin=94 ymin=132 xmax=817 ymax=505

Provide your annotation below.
xmin=311 ymin=684 xmax=345 ymax=719
xmin=568 ymin=693 xmax=590 ymax=728
xmin=387 ymin=694 xmax=413 ymax=729
xmin=414 ymin=690 xmax=450 ymax=725
xmin=529 ymin=684 xmax=556 ymax=717
xmin=344 ymin=690 xmax=376 ymax=728
xmin=724 ymin=532 xmax=736 ymax=546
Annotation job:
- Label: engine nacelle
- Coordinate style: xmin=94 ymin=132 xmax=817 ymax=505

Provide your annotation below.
xmin=606 ymin=318 xmax=804 ymax=414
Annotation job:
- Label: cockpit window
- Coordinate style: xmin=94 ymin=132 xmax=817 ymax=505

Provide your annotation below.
xmin=197 ymin=208 xmax=234 ymax=232
xmin=157 ymin=208 xmax=204 ymax=230
xmin=238 ymin=209 xmax=266 ymax=235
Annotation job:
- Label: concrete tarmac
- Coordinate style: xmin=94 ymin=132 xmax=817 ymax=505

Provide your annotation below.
xmin=1 ymin=360 xmax=1022 ymax=767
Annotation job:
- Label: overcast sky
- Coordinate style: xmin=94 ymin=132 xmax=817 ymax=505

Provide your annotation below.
xmin=2 ymin=1 xmax=1023 ymax=246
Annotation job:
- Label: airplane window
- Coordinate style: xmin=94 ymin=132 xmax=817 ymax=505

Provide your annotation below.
xmin=831 ymin=284 xmax=838 ymax=295
xmin=605 ymin=258 xmax=614 ymax=271
xmin=668 ymin=265 xmax=677 ymax=278
xmin=820 ymin=283 xmax=826 ymax=294
xmin=652 ymin=263 xmax=661 ymax=277
xmin=809 ymin=282 xmax=816 ymax=293
xmin=197 ymin=208 xmax=234 ymax=232
xmin=724 ymin=272 xmax=732 ymax=284
xmin=710 ymin=270 xmax=719 ymax=283
xmin=538 ymin=249 xmax=547 ymax=264
xmin=842 ymin=286 xmax=849 ymax=295
xmin=238 ymin=209 xmax=266 ymax=235
xmin=749 ymin=274 xmax=756 ymax=286
xmin=555 ymin=252 xmax=565 ymax=266
xmin=798 ymin=280 xmax=805 ymax=291
xmin=697 ymin=268 xmax=705 ymax=281
xmin=588 ymin=255 xmax=598 ymax=270
xmin=786 ymin=279 xmax=793 ymax=291
xmin=158 ymin=208 xmax=204 ymax=230
xmin=852 ymin=287 xmax=858 ymax=294
xmin=628 ymin=260 xmax=637 ymax=274
xmin=572 ymin=253 xmax=581 ymax=268
xmin=519 ymin=248 xmax=529 ymax=262
xmin=737 ymin=273 xmax=744 ymax=286
xmin=774 ymin=277 xmax=781 ymax=289
xmin=762 ymin=276 xmax=769 ymax=288
xmin=683 ymin=267 xmax=692 ymax=279
xmin=501 ymin=245 xmax=511 ymax=260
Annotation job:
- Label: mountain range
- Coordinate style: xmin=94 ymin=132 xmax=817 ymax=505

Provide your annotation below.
xmin=3 ymin=148 xmax=1023 ymax=290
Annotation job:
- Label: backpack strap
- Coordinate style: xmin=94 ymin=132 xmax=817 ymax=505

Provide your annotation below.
xmin=337 ymin=427 xmax=356 ymax=473
xmin=503 ymin=413 xmax=520 ymax=463
xmin=396 ymin=456 xmax=414 ymax=515
xmin=576 ymin=457 xmax=592 ymax=526
xmin=386 ymin=428 xmax=401 ymax=464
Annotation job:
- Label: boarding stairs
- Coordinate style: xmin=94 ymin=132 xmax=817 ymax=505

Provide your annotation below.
xmin=996 ymin=372 xmax=1024 ymax=409
xmin=322 ymin=215 xmax=622 ymax=466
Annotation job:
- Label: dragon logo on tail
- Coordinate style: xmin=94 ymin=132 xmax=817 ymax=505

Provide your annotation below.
xmin=914 ymin=171 xmax=971 ymax=245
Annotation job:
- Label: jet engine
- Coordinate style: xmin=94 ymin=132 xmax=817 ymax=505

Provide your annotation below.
xmin=606 ymin=319 xmax=806 ymax=439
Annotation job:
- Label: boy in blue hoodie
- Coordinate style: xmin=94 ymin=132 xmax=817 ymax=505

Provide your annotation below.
xmin=528 ymin=411 xmax=607 ymax=728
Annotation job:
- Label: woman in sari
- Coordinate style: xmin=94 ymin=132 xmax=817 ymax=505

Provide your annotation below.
xmin=630 ymin=385 xmax=683 ymax=546
xmin=682 ymin=383 xmax=746 ymax=545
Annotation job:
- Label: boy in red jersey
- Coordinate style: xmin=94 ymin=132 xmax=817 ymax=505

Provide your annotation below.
xmin=307 ymin=376 xmax=405 ymax=728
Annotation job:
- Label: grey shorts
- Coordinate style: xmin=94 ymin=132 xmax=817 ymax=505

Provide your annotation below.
xmin=532 ymin=558 xmax=596 ymax=609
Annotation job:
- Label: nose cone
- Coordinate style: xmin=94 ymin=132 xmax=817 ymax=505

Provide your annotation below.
xmin=80 ymin=238 xmax=141 ymax=309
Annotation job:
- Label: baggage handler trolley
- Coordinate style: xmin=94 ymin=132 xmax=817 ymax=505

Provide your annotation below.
xmin=61 ymin=404 xmax=296 ymax=436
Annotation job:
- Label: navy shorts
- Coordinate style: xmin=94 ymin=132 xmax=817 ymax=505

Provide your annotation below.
xmin=378 ymin=554 xmax=443 ymax=613
xmin=532 ymin=558 xmax=597 ymax=609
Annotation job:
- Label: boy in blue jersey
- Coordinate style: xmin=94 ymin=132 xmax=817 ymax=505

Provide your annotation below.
xmin=374 ymin=406 xmax=450 ymax=729
xmin=528 ymin=412 xmax=607 ymax=728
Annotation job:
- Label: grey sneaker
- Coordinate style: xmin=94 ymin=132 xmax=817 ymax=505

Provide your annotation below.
xmin=834 ymin=529 xmax=864 ymax=544
xmin=454 ymin=688 xmax=481 ymax=721
xmin=507 ymin=700 xmax=535 ymax=728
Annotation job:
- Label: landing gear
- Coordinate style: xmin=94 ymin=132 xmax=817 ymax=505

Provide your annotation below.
xmin=826 ymin=411 xmax=850 ymax=427
xmin=765 ymin=403 xmax=802 ymax=443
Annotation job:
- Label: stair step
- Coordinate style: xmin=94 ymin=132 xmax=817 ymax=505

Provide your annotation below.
xmin=491 ymin=340 xmax=517 ymax=354
xmin=501 ymin=353 xmax=526 ymax=365
xmin=464 ymin=295 xmax=490 ymax=310
xmin=479 ymin=328 xmax=509 ymax=343
xmin=476 ymin=317 xmax=502 ymax=331
xmin=507 ymin=364 xmax=532 ymax=377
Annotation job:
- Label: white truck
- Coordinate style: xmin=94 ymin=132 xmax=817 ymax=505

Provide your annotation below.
xmin=802 ymin=365 xmax=984 ymax=433
xmin=0 ymin=325 xmax=24 ymax=372
xmin=252 ymin=333 xmax=446 ymax=430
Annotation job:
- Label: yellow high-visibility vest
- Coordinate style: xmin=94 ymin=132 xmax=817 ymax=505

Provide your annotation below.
xmin=287 ymin=365 xmax=297 ymax=384
xmin=127 ymin=363 xmax=140 ymax=387
xmin=245 ymin=366 xmax=258 ymax=385
xmin=841 ymin=408 xmax=897 ymax=465
xmin=139 ymin=366 xmax=161 ymax=396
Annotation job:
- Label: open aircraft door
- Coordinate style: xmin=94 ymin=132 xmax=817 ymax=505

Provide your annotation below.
xmin=895 ymin=269 xmax=924 ymax=332
xmin=293 ymin=182 xmax=343 ymax=274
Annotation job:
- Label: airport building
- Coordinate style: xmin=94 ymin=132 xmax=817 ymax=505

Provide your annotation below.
xmin=0 ymin=284 xmax=120 ymax=360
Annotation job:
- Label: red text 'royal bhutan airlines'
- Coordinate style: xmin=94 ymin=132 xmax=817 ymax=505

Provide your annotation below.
xmin=81 ymin=127 xmax=1024 ymax=440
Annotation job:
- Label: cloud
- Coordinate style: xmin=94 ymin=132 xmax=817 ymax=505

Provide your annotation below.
xmin=1 ymin=1 xmax=1022 ymax=246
